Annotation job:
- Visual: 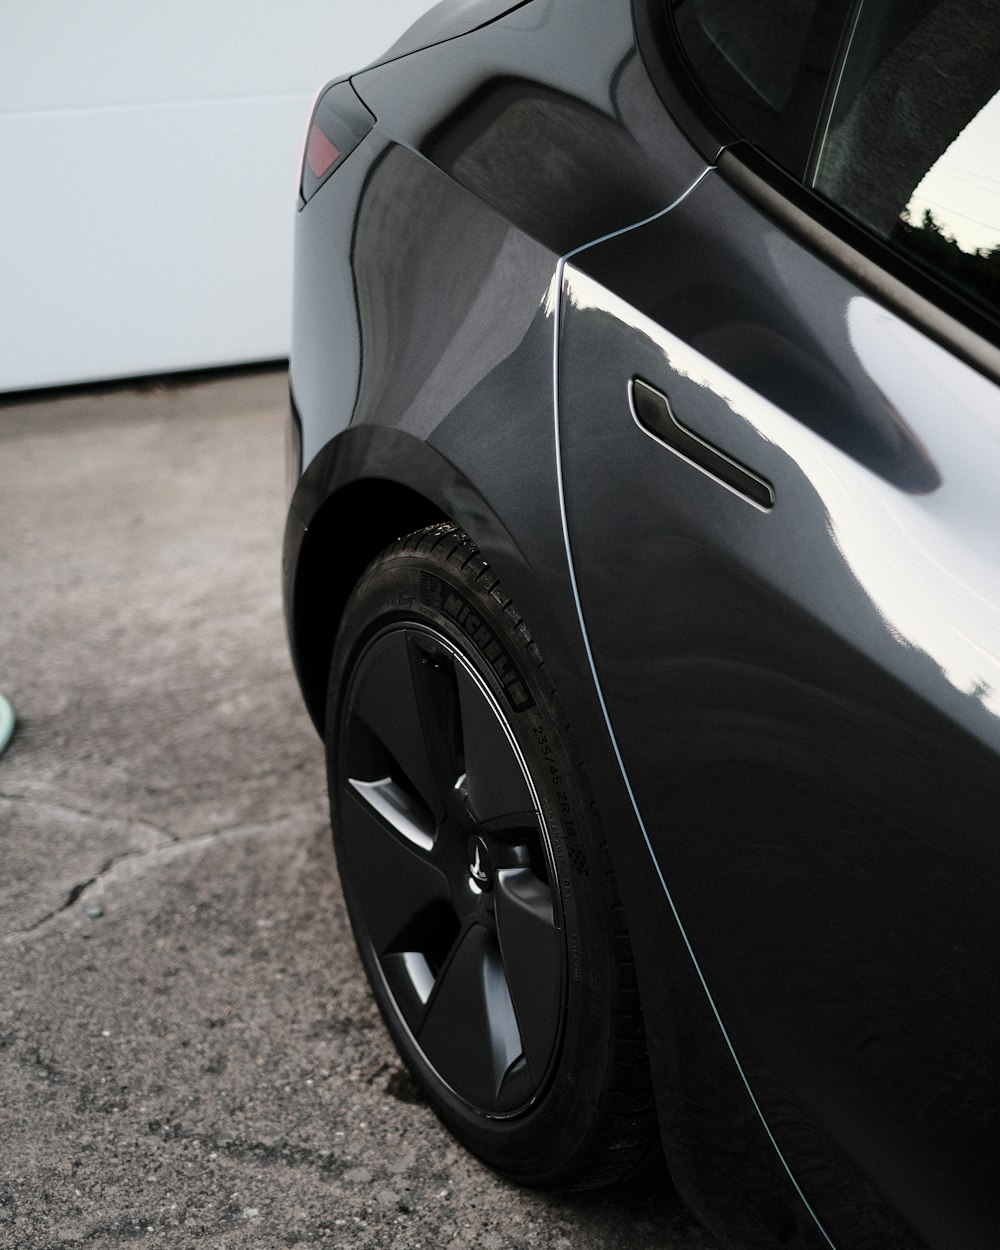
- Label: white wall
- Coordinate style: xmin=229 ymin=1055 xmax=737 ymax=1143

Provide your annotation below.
xmin=0 ymin=1 xmax=434 ymax=392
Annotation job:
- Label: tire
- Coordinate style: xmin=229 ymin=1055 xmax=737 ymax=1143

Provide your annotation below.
xmin=326 ymin=522 xmax=660 ymax=1189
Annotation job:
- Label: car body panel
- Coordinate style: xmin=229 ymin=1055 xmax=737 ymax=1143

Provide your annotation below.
xmin=285 ymin=1 xmax=1000 ymax=1245
xmin=286 ymin=8 xmax=832 ymax=1238
xmin=560 ymin=170 xmax=1000 ymax=1249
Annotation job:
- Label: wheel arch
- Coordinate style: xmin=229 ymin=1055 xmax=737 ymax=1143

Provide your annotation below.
xmin=284 ymin=422 xmax=568 ymax=740
xmin=286 ymin=474 xmax=447 ymax=736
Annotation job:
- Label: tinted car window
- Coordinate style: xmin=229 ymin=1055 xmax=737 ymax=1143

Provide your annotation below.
xmin=671 ymin=0 xmax=852 ymax=173
xmin=812 ymin=0 xmax=1000 ymax=316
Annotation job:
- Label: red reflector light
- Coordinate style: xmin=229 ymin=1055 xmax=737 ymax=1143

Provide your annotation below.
xmin=299 ymin=80 xmax=375 ymax=205
xmin=306 ymin=125 xmax=341 ymax=179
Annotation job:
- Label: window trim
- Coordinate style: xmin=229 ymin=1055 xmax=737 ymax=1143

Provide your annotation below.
xmin=720 ymin=145 xmax=1000 ymax=386
xmin=632 ymin=0 xmax=1000 ymax=385
xmin=807 ymin=0 xmax=866 ymax=182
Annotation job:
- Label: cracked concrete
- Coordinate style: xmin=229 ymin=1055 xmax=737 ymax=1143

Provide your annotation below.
xmin=0 ymin=369 xmax=722 ymax=1249
xmin=1 ymin=797 xmax=175 ymax=937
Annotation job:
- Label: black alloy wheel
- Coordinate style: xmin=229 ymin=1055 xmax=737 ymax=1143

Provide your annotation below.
xmin=326 ymin=524 xmax=660 ymax=1188
xmin=339 ymin=620 xmax=562 ymax=1115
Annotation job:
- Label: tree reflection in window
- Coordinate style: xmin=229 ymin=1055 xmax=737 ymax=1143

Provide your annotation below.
xmin=894 ymin=207 xmax=1000 ymax=315
xmin=894 ymin=92 xmax=1000 ymax=313
xmin=812 ymin=0 xmax=1000 ymax=318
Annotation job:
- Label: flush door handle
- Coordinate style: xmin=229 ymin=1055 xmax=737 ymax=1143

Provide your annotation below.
xmin=630 ymin=377 xmax=774 ymax=510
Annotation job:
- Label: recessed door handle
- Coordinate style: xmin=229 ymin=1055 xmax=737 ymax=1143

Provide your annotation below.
xmin=630 ymin=377 xmax=775 ymax=510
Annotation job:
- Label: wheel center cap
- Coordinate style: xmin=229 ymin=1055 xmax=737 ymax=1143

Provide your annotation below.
xmin=468 ymin=835 xmax=493 ymax=893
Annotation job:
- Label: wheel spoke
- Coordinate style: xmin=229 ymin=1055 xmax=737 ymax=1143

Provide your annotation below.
xmin=455 ymin=663 xmax=534 ymax=826
xmin=496 ymin=1055 xmax=535 ymax=1112
xmin=418 ymin=923 xmax=523 ymax=1110
xmin=347 ymin=630 xmax=450 ymax=823
xmin=404 ymin=632 xmax=466 ymax=816
xmin=381 ymin=937 xmax=455 ymax=1035
xmin=341 ymin=784 xmax=451 ymax=954
xmin=494 ymin=867 xmax=562 ymax=1084
xmin=347 ymin=777 xmax=434 ymax=851
xmin=478 ymin=809 xmax=543 ymax=842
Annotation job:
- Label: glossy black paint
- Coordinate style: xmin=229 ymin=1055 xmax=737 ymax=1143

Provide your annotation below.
xmin=284 ymin=2 xmax=1000 ymax=1246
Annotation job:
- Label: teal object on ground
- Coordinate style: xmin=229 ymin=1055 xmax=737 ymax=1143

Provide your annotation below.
xmin=0 ymin=694 xmax=14 ymax=758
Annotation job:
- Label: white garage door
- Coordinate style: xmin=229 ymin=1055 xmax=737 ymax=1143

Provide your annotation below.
xmin=0 ymin=0 xmax=434 ymax=392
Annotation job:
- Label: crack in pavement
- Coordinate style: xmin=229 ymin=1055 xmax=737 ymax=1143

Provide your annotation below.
xmin=9 ymin=860 xmax=111 ymax=938
xmin=2 ymin=811 xmax=325 ymax=943
xmin=0 ymin=792 xmax=180 ymax=847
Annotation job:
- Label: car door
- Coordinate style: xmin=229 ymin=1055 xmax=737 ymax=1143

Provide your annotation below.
xmin=558 ymin=2 xmax=1000 ymax=1246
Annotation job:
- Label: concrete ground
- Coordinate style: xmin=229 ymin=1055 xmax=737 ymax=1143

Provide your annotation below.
xmin=0 ymin=369 xmax=723 ymax=1250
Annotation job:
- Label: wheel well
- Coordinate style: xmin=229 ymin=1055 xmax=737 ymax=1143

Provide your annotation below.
xmin=290 ymin=478 xmax=447 ymax=736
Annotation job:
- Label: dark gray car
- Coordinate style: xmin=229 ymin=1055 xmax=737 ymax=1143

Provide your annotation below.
xmin=284 ymin=2 xmax=1000 ymax=1246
